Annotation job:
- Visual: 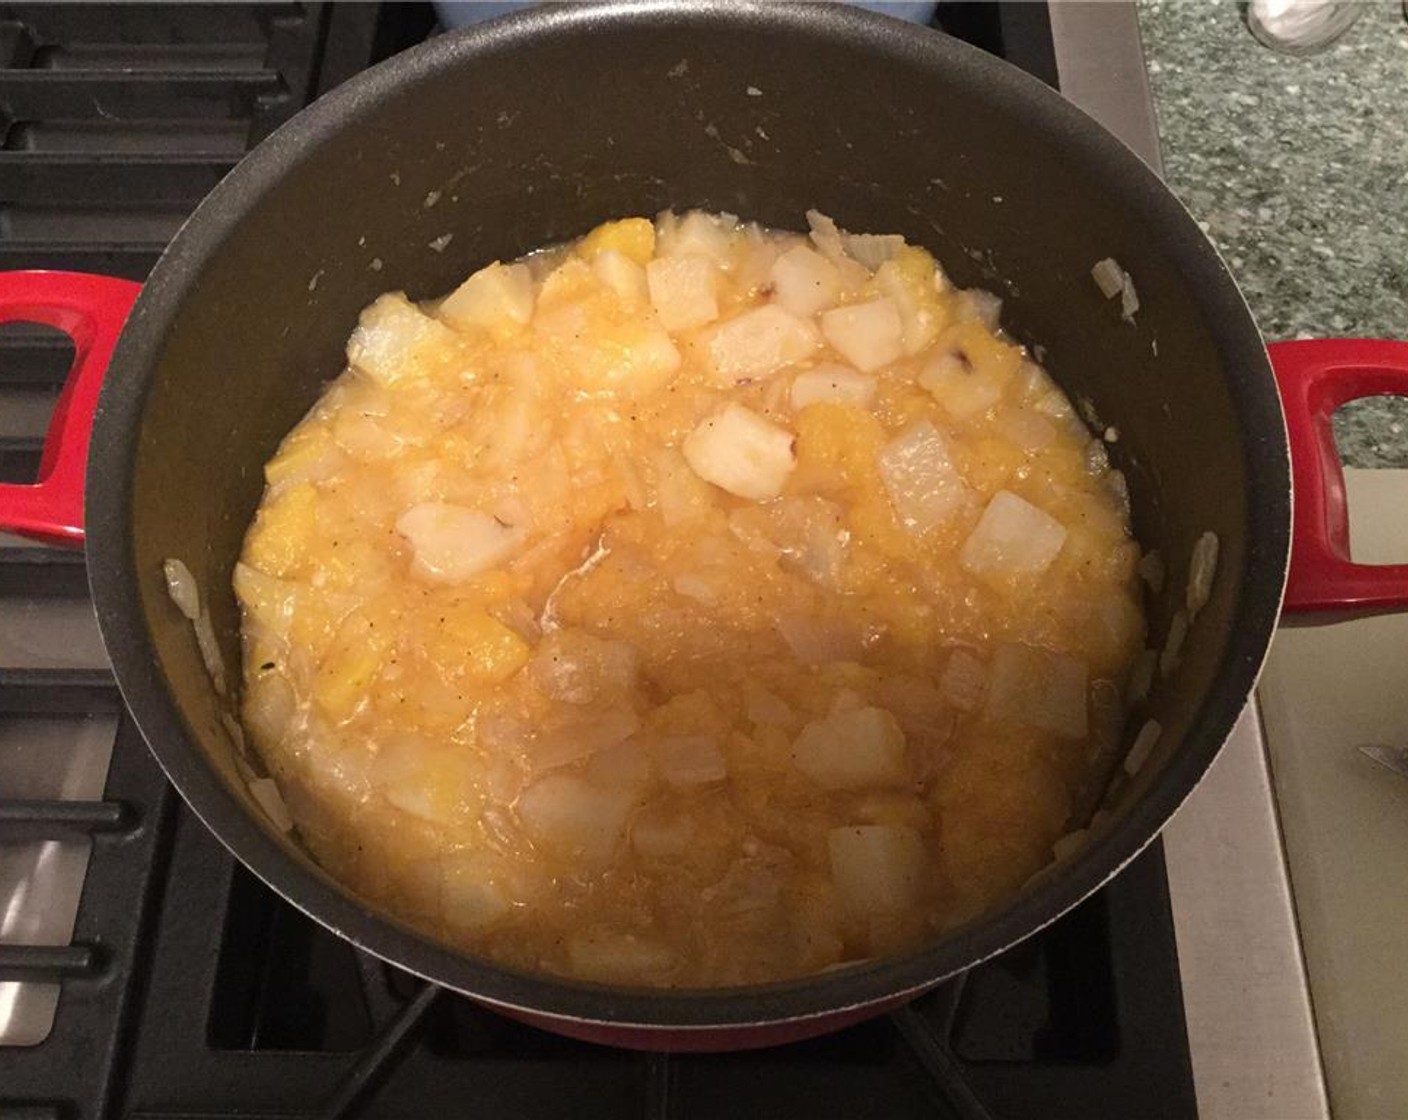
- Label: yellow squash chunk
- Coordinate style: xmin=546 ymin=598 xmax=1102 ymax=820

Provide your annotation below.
xmin=578 ymin=216 xmax=656 ymax=265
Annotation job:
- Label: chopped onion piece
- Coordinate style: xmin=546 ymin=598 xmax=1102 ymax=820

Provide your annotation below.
xmin=441 ymin=854 xmax=514 ymax=931
xmin=960 ymin=491 xmax=1067 ymax=583
xmin=247 ymin=776 xmax=294 ymax=832
xmin=958 ymin=288 xmax=1003 ymax=331
xmin=819 ymin=298 xmax=904 ymax=372
xmin=919 ymin=349 xmax=1001 ymax=422
xmin=1160 ymin=610 xmax=1189 ymax=679
xmin=842 ymin=232 xmax=906 ymax=271
xmin=1138 ymin=550 xmax=1166 ymax=595
xmin=517 ymin=774 xmax=634 ymax=872
xmin=744 ymin=682 xmax=794 ymax=727
xmin=395 ymin=502 xmax=524 ymax=583
xmin=163 ymin=558 xmax=200 ymax=621
xmin=792 ymin=707 xmax=908 ymax=790
xmin=657 ymin=735 xmax=728 ymax=787
xmin=592 ymin=248 xmax=649 ymax=306
xmin=702 ymin=304 xmax=820 ymax=385
xmin=682 ymin=403 xmax=796 ymax=501
xmin=770 ymin=245 xmax=842 ymax=317
xmin=827 ymin=825 xmax=926 ymax=916
xmin=672 ymin=574 xmax=718 ymax=604
xmin=631 ymin=805 xmax=696 ymax=858
xmin=569 ymin=929 xmax=676 ymax=983
xmin=986 ymin=644 xmax=1088 ymax=739
xmin=527 ymin=629 xmax=638 ymax=704
xmin=805 ymin=209 xmax=847 ymax=260
xmin=653 ymin=447 xmax=714 ymax=526
xmin=1091 ymin=258 xmax=1125 ymax=299
xmin=1127 ymin=648 xmax=1158 ymax=705
xmin=789 ymin=363 xmax=876 ymax=411
xmin=438 ymin=261 xmax=535 ymax=333
xmin=1186 ymin=531 xmax=1220 ymax=620
xmin=646 ymin=255 xmax=720 ymax=331
xmin=1124 ymin=718 xmax=1163 ymax=776
xmin=347 ymin=292 xmax=459 ymax=386
xmin=938 ymin=649 xmax=987 ymax=712
xmin=877 ymin=420 xmax=969 ymax=534
xmin=775 ymin=613 xmax=864 ymax=665
xmin=1120 ymin=277 xmax=1140 ymax=323
xmin=193 ymin=606 xmax=227 ymax=697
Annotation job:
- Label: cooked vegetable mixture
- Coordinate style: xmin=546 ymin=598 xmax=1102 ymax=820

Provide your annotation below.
xmin=235 ymin=211 xmax=1145 ymax=986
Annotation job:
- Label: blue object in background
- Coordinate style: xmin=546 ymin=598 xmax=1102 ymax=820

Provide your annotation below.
xmin=434 ymin=2 xmax=939 ymax=30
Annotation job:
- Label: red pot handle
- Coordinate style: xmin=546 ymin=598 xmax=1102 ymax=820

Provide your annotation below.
xmin=1270 ymin=338 xmax=1408 ymax=615
xmin=0 ymin=271 xmax=141 ymax=548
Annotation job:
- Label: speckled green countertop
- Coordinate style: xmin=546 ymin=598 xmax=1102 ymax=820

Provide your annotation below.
xmin=1137 ymin=0 xmax=1408 ymax=466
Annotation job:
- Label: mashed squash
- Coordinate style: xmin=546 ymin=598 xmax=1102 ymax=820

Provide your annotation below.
xmin=235 ymin=210 xmax=1144 ymax=987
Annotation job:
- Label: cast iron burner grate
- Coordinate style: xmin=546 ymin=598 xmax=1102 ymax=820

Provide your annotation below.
xmin=0 ymin=4 xmax=1195 ymax=1117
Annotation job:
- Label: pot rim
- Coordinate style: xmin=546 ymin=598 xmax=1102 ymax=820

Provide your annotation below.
xmin=86 ymin=0 xmax=1290 ymax=1029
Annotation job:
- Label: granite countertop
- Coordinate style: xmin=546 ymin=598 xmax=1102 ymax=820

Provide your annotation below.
xmin=1137 ymin=0 xmax=1408 ymax=467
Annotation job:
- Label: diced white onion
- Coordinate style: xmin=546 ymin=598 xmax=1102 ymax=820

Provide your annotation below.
xmin=568 ymin=928 xmax=676 ymax=983
xmin=1124 ymin=718 xmax=1163 ymax=776
xmin=769 ymin=245 xmax=841 ymax=317
xmin=775 ymin=613 xmax=864 ymax=665
xmin=163 ymin=557 xmax=200 ymax=620
xmin=657 ymin=210 xmax=737 ymax=262
xmin=516 ymin=774 xmax=634 ymax=872
xmin=527 ymin=629 xmax=637 ymax=704
xmin=682 ymin=403 xmax=796 ymax=501
xmin=631 ymin=805 xmax=697 ymax=858
xmin=842 ymin=232 xmax=906 ymax=271
xmin=1138 ymin=550 xmax=1166 ymax=595
xmin=193 ymin=606 xmax=227 ymax=697
xmin=395 ymin=502 xmax=524 ymax=583
xmin=959 ymin=288 xmax=1003 ymax=331
xmin=657 ymin=735 xmax=728 ymax=787
xmin=938 ymin=649 xmax=987 ymax=712
xmin=744 ymin=682 xmax=794 ymax=727
xmin=805 ymin=209 xmax=846 ymax=260
xmin=438 ymin=262 xmax=535 ymax=333
xmin=819 ymin=298 xmax=904 ymax=372
xmin=347 ymin=293 xmax=459 ymax=386
xmin=986 ymin=644 xmax=1088 ymax=739
xmin=646 ymin=255 xmax=720 ymax=331
xmin=1127 ymin=648 xmax=1157 ymax=705
xmin=247 ymin=776 xmax=294 ymax=832
xmin=827 ymin=825 xmax=926 ymax=916
xmin=702 ymin=304 xmax=820 ymax=385
xmin=877 ymin=420 xmax=970 ymax=534
xmin=792 ymin=707 xmax=908 ymax=790
xmin=1186 ymin=531 xmax=1220 ymax=620
xmin=919 ymin=349 xmax=1002 ymax=422
xmin=1160 ymin=610 xmax=1189 ymax=679
xmin=531 ymin=707 xmax=642 ymax=772
xmin=652 ymin=447 xmax=714 ymax=526
xmin=1120 ymin=276 xmax=1140 ymax=323
xmin=1091 ymin=258 xmax=1126 ymax=299
xmin=672 ymin=574 xmax=718 ymax=604
xmin=592 ymin=249 xmax=649 ymax=306
xmin=440 ymin=854 xmax=514 ymax=932
xmin=960 ymin=490 xmax=1068 ymax=582
xmin=789 ymin=363 xmax=876 ymax=411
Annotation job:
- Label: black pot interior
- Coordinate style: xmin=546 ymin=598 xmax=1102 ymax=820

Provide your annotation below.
xmin=88 ymin=1 xmax=1287 ymax=1028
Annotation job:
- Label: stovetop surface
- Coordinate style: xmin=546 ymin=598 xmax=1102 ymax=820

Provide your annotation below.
xmin=0 ymin=5 xmax=1200 ymax=1117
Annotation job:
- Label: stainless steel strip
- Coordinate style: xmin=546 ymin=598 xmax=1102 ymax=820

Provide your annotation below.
xmin=1047 ymin=0 xmax=1165 ymax=174
xmin=1047 ymin=5 xmax=1328 ymax=1117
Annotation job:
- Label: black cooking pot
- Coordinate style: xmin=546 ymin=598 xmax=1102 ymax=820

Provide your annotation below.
xmin=2 ymin=2 xmax=1403 ymax=1050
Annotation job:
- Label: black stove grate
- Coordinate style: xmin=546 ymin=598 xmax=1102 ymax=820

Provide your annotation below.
xmin=0 ymin=5 xmax=1197 ymax=1118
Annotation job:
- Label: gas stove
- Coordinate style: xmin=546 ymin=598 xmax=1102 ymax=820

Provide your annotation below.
xmin=0 ymin=5 xmax=1326 ymax=1117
